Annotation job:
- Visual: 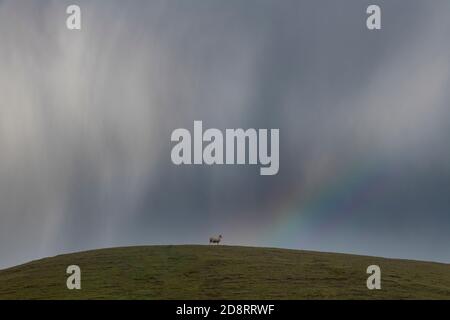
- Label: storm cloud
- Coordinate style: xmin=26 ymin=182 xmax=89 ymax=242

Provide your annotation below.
xmin=0 ymin=0 xmax=449 ymax=268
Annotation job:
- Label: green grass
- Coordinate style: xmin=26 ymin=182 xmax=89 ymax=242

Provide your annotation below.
xmin=0 ymin=245 xmax=449 ymax=299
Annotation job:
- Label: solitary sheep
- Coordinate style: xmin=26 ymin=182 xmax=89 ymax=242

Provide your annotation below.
xmin=209 ymin=235 xmax=222 ymax=245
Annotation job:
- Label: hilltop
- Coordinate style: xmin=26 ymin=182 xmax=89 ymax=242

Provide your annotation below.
xmin=0 ymin=245 xmax=449 ymax=299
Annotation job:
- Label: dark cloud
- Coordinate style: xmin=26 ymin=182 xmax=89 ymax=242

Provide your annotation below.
xmin=0 ymin=0 xmax=449 ymax=268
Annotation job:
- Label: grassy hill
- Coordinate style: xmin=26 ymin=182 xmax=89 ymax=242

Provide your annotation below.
xmin=0 ymin=245 xmax=449 ymax=299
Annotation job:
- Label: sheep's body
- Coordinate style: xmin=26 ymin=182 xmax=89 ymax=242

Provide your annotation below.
xmin=209 ymin=235 xmax=222 ymax=244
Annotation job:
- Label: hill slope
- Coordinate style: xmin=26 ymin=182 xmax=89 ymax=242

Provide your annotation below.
xmin=0 ymin=245 xmax=449 ymax=299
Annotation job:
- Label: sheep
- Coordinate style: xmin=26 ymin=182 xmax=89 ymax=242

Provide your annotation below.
xmin=209 ymin=234 xmax=222 ymax=245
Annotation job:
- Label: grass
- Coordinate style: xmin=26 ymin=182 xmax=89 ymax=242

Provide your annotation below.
xmin=0 ymin=245 xmax=449 ymax=299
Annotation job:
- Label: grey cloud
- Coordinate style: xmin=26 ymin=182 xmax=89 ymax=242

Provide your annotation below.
xmin=0 ymin=0 xmax=449 ymax=268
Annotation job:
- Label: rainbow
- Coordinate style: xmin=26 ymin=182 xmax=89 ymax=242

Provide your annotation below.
xmin=264 ymin=159 xmax=384 ymax=247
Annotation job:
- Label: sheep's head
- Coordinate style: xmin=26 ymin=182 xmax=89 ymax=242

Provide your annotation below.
xmin=219 ymin=235 xmax=222 ymax=239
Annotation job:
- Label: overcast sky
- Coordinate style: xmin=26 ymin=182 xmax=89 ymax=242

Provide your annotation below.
xmin=0 ymin=0 xmax=449 ymax=269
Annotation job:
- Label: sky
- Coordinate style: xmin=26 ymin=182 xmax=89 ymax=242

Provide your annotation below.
xmin=0 ymin=0 xmax=449 ymax=269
